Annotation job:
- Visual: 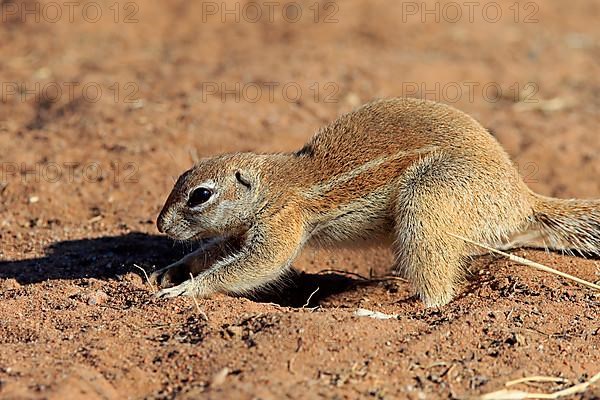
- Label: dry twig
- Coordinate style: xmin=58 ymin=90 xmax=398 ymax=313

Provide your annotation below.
xmin=302 ymin=287 xmax=320 ymax=309
xmin=449 ymin=233 xmax=600 ymax=291
xmin=133 ymin=264 xmax=157 ymax=293
xmin=189 ymin=273 xmax=208 ymax=321
xmin=505 ymin=376 xmax=568 ymax=387
xmin=478 ymin=371 xmax=600 ymax=399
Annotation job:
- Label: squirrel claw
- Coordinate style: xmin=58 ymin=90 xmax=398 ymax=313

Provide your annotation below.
xmin=154 ymin=281 xmax=193 ymax=298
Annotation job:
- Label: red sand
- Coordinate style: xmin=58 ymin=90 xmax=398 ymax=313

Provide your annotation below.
xmin=1 ymin=0 xmax=599 ymax=398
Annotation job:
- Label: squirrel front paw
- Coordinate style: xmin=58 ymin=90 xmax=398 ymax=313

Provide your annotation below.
xmin=154 ymin=280 xmax=195 ymax=298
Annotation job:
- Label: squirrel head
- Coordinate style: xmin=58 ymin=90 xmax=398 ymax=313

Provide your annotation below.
xmin=157 ymin=154 xmax=261 ymax=241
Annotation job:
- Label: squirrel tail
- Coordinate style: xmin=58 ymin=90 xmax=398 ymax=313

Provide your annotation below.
xmin=499 ymin=194 xmax=600 ymax=256
xmin=526 ymin=194 xmax=600 ymax=255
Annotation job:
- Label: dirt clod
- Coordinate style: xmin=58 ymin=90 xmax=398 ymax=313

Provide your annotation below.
xmin=84 ymin=290 xmax=110 ymax=306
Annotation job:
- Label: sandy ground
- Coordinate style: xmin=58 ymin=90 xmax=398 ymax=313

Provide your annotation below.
xmin=0 ymin=0 xmax=599 ymax=398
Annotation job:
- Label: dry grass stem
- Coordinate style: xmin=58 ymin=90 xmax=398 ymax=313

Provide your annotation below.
xmin=316 ymin=268 xmax=408 ymax=283
xmin=303 ymin=287 xmax=320 ymax=309
xmin=133 ymin=264 xmax=157 ymax=293
xmin=478 ymin=371 xmax=600 ymax=399
xmin=189 ymin=273 xmax=208 ymax=321
xmin=449 ymin=233 xmax=600 ymax=291
xmin=505 ymin=377 xmax=568 ymax=387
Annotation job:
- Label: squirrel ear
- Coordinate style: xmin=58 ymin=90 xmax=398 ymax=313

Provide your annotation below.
xmin=235 ymin=170 xmax=252 ymax=189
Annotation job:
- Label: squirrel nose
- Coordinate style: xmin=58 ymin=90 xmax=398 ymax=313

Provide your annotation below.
xmin=156 ymin=208 xmax=169 ymax=233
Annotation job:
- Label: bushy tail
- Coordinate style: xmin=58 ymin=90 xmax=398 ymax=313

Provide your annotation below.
xmin=499 ymin=195 xmax=600 ymax=255
xmin=529 ymin=195 xmax=600 ymax=255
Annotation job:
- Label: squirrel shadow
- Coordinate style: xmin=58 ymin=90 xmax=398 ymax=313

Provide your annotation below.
xmin=0 ymin=232 xmax=364 ymax=308
xmin=251 ymin=270 xmax=364 ymax=308
xmin=0 ymin=232 xmax=182 ymax=285
xmin=2 ymin=233 xmax=595 ymax=308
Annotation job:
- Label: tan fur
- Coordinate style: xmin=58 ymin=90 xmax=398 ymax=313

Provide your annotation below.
xmin=152 ymin=98 xmax=600 ymax=306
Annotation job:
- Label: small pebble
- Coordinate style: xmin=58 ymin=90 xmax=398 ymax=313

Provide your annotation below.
xmin=121 ymin=272 xmax=144 ymax=288
xmin=211 ymin=367 xmax=230 ymax=387
xmin=1 ymin=278 xmax=21 ymax=290
xmin=86 ymin=290 xmax=109 ymax=305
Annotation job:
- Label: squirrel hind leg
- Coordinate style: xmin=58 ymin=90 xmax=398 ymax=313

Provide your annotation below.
xmin=393 ymin=210 xmax=467 ymax=307
xmin=391 ymin=152 xmax=510 ymax=307
xmin=393 ymin=181 xmax=470 ymax=306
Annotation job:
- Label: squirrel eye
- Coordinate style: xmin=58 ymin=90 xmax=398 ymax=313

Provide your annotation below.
xmin=187 ymin=187 xmax=212 ymax=207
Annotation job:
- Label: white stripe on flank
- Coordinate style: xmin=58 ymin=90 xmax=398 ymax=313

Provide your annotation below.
xmin=307 ymin=145 xmax=439 ymax=197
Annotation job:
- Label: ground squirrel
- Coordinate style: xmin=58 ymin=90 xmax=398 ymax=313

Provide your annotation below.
xmin=152 ymin=98 xmax=600 ymax=307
